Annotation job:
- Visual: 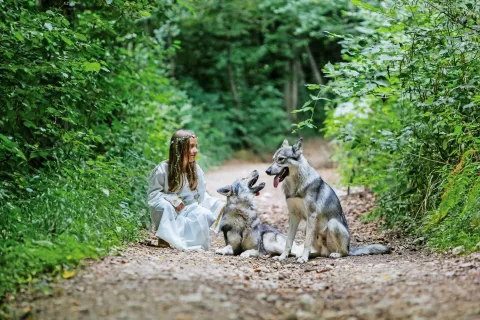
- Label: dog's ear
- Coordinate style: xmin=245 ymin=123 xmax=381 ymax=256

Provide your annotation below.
xmin=217 ymin=185 xmax=233 ymax=197
xmin=282 ymin=139 xmax=289 ymax=148
xmin=292 ymin=137 xmax=303 ymax=155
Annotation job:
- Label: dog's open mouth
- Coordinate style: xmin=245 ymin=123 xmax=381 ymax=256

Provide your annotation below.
xmin=248 ymin=174 xmax=258 ymax=188
xmin=273 ymin=167 xmax=289 ymax=188
xmin=248 ymin=173 xmax=265 ymax=196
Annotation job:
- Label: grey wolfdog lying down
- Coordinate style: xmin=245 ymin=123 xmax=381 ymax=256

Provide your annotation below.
xmin=266 ymin=138 xmax=391 ymax=263
xmin=215 ymin=170 xmax=303 ymax=258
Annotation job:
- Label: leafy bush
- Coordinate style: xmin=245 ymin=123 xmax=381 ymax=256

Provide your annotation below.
xmin=0 ymin=0 xmax=192 ymax=300
xmin=1 ymin=159 xmax=141 ymax=295
xmin=314 ymin=0 xmax=480 ymax=251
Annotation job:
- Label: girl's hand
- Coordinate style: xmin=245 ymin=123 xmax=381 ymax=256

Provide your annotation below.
xmin=175 ymin=203 xmax=185 ymax=212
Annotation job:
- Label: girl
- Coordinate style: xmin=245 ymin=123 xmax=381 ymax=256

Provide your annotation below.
xmin=147 ymin=129 xmax=224 ymax=250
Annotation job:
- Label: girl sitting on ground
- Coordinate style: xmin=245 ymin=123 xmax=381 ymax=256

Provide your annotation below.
xmin=147 ymin=129 xmax=224 ymax=250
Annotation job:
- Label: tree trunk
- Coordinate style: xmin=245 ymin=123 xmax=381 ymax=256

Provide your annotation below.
xmin=284 ymin=57 xmax=300 ymax=121
xmin=168 ymin=35 xmax=176 ymax=78
xmin=296 ymin=56 xmax=306 ymax=96
xmin=227 ymin=48 xmax=241 ymax=108
xmin=306 ymin=43 xmax=323 ymax=85
xmin=284 ymin=62 xmax=292 ymax=114
xmin=291 ymin=55 xmax=299 ymax=120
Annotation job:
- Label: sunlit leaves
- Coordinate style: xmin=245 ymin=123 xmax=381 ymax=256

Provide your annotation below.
xmin=74 ymin=33 xmax=87 ymax=41
xmin=44 ymin=22 xmax=53 ymax=31
xmin=13 ymin=31 xmax=25 ymax=41
xmin=351 ymin=0 xmax=385 ymax=14
xmin=83 ymin=61 xmax=101 ymax=72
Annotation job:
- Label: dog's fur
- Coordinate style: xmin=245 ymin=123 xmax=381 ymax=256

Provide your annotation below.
xmin=266 ymin=138 xmax=391 ymax=263
xmin=215 ymin=170 xmax=303 ymax=258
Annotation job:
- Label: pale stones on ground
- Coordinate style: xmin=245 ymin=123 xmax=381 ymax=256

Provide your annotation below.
xmin=445 ymin=271 xmax=455 ymax=278
xmin=413 ymin=237 xmax=425 ymax=245
xmin=452 ymin=246 xmax=465 ymax=255
xmin=256 ymin=293 xmax=267 ymax=301
xmin=255 ymin=266 xmax=269 ymax=273
xmin=458 ymin=262 xmax=474 ymax=269
xmin=470 ymin=252 xmax=480 ymax=261
xmin=312 ymin=282 xmax=329 ymax=291
xmin=278 ymin=271 xmax=290 ymax=280
xmin=295 ymin=310 xmax=317 ymax=320
xmin=299 ymin=294 xmax=315 ymax=312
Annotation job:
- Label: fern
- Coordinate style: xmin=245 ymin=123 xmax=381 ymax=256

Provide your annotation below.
xmin=425 ymin=151 xmax=478 ymax=230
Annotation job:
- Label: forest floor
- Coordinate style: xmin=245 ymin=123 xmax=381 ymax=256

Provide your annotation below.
xmin=11 ymin=141 xmax=480 ymax=320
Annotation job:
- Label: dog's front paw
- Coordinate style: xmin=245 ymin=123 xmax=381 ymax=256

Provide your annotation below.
xmin=296 ymin=256 xmax=308 ymax=264
xmin=329 ymin=252 xmax=342 ymax=259
xmin=240 ymin=251 xmax=250 ymax=258
xmin=273 ymin=253 xmax=288 ymax=261
xmin=240 ymin=249 xmax=258 ymax=258
xmin=215 ymin=245 xmax=233 ymax=256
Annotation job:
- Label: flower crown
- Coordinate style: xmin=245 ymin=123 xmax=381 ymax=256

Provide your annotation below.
xmin=170 ymin=134 xmax=196 ymax=144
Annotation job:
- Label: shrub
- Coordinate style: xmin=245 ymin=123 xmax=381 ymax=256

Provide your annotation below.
xmin=314 ymin=0 xmax=480 ymax=251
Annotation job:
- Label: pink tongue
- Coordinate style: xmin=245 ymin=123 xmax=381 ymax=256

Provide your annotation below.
xmin=255 ymin=191 xmax=260 ymax=196
xmin=274 ymin=175 xmax=280 ymax=188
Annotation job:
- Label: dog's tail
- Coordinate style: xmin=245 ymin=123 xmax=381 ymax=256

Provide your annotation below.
xmin=349 ymin=244 xmax=391 ymax=256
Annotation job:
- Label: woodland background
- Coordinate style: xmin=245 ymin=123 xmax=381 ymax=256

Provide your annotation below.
xmin=1 ymin=0 xmax=479 ymax=302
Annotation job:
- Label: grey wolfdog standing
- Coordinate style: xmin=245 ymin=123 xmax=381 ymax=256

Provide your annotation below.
xmin=215 ymin=170 xmax=303 ymax=258
xmin=266 ymin=138 xmax=391 ymax=263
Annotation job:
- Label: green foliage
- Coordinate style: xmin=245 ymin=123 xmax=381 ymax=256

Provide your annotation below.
xmin=172 ymin=0 xmax=349 ymax=153
xmin=1 ymin=159 xmax=140 ymax=296
xmin=0 ymin=0 xmax=192 ymax=301
xmin=424 ymin=151 xmax=480 ymax=250
xmin=1 ymin=0 xmax=352 ymax=301
xmin=316 ymin=0 xmax=480 ymax=252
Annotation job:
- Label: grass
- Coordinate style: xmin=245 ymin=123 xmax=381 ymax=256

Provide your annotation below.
xmin=0 ymin=157 xmax=149 ymax=307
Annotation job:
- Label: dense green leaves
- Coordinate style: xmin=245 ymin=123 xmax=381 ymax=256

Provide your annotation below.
xmin=318 ymin=0 xmax=480 ymax=252
xmin=0 ymin=0 xmax=188 ymax=301
xmin=173 ymin=0 xmax=349 ymax=153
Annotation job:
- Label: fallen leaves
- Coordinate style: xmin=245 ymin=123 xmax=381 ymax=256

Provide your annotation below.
xmin=62 ymin=270 xmax=77 ymax=279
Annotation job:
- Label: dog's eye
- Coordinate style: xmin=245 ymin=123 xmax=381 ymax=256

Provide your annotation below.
xmin=278 ymin=157 xmax=286 ymax=163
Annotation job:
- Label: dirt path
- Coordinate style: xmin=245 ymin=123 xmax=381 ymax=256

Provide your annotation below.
xmin=13 ymin=145 xmax=480 ymax=320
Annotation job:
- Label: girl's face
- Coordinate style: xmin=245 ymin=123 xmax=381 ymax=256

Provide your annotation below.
xmin=187 ymin=137 xmax=198 ymax=163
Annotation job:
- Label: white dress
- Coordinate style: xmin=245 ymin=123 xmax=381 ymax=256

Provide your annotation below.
xmin=147 ymin=161 xmax=225 ymax=250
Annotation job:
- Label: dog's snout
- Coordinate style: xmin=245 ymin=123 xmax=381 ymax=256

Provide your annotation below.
xmin=266 ymin=167 xmax=271 ymax=175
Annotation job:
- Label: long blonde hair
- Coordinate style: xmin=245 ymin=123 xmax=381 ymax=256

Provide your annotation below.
xmin=167 ymin=129 xmax=198 ymax=192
